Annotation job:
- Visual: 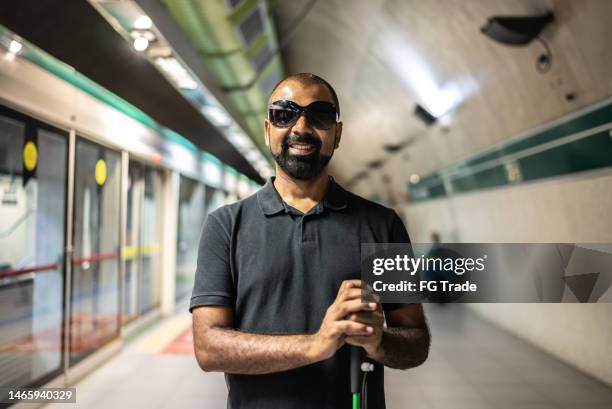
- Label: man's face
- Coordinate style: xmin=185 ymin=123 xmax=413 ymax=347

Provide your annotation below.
xmin=264 ymin=80 xmax=342 ymax=181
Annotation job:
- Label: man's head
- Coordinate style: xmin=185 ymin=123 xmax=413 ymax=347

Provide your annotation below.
xmin=264 ymin=73 xmax=342 ymax=181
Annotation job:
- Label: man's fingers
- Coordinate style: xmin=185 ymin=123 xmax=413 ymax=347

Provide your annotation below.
xmin=338 ymin=288 xmax=362 ymax=302
xmin=340 ymin=279 xmax=362 ymax=292
xmin=331 ymin=298 xmax=377 ymax=320
xmin=345 ymin=335 xmax=372 ymax=346
xmin=338 ymin=282 xmax=380 ymax=303
xmin=346 ymin=311 xmax=384 ymax=325
xmin=335 ymin=320 xmax=373 ymax=336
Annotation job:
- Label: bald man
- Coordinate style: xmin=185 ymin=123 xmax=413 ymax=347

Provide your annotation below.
xmin=190 ymin=73 xmax=430 ymax=409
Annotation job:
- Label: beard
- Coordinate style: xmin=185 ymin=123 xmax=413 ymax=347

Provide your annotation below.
xmin=271 ymin=133 xmax=333 ymax=181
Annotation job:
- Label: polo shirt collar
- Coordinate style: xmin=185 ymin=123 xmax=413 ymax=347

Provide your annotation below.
xmin=257 ymin=176 xmax=348 ymax=216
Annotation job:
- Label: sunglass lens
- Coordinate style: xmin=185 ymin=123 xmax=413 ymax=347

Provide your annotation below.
xmin=307 ymin=102 xmax=337 ymax=129
xmin=269 ymin=108 xmax=298 ymax=128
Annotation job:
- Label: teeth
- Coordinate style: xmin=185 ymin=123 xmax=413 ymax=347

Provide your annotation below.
xmin=290 ymin=143 xmax=313 ymax=150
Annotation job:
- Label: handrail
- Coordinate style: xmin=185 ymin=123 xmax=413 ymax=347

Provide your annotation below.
xmin=0 ymin=251 xmax=118 ymax=279
xmin=0 ymin=263 xmax=57 ymax=279
xmin=72 ymin=252 xmax=117 ymax=265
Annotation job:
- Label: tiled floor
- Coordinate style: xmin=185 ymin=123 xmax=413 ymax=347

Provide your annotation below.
xmin=385 ymin=304 xmax=612 ymax=409
xmin=43 ymin=305 xmax=612 ymax=409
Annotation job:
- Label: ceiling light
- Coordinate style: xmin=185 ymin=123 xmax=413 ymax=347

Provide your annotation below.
xmin=226 ymin=131 xmax=253 ymax=151
xmin=245 ymin=150 xmax=261 ymax=162
xmin=201 ymin=105 xmax=233 ymax=127
xmin=134 ymin=15 xmax=153 ymax=30
xmin=409 ymin=174 xmax=421 ymax=184
xmin=8 ymin=39 xmax=22 ymax=54
xmin=133 ymin=37 xmax=149 ymax=51
xmin=380 ymin=32 xmax=478 ymax=121
xmin=154 ymin=57 xmax=198 ymax=89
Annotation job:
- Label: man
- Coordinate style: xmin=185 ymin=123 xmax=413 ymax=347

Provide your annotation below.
xmin=190 ymin=73 xmax=430 ymax=409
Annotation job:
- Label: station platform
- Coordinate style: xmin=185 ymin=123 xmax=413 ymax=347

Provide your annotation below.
xmin=42 ymin=305 xmax=612 ymax=409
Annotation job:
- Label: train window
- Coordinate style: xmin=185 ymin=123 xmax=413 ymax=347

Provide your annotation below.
xmin=123 ymin=160 xmax=163 ymax=323
xmin=207 ymin=187 xmax=226 ymax=213
xmin=175 ymin=176 xmax=206 ymax=301
xmin=70 ymin=137 xmax=121 ymax=364
xmin=175 ymin=179 xmax=227 ymax=302
xmin=0 ymin=110 xmax=67 ymax=392
xmin=140 ymin=165 xmax=163 ymax=314
xmin=123 ymin=161 xmax=143 ymax=324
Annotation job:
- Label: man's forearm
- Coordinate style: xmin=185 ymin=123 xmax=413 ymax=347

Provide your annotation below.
xmin=369 ymin=327 xmax=430 ymax=369
xmin=195 ymin=327 xmax=319 ymax=374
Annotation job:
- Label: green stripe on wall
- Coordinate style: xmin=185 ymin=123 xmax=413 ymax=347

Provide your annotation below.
xmin=410 ymin=101 xmax=612 ymax=201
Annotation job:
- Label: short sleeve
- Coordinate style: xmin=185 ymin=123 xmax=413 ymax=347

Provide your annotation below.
xmin=189 ymin=213 xmax=235 ymax=312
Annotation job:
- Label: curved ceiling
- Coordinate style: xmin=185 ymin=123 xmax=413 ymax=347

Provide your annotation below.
xmin=272 ymin=0 xmax=612 ymax=202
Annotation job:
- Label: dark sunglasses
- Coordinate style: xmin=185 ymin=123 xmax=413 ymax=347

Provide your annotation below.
xmin=268 ymin=100 xmax=339 ymax=130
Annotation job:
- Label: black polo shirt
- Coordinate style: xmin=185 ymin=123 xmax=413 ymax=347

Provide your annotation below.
xmin=190 ymin=177 xmax=410 ymax=409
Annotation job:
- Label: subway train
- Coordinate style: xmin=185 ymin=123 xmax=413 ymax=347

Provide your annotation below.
xmin=0 ymin=26 xmax=258 ymax=394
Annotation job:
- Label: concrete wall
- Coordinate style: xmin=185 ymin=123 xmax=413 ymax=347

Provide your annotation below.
xmin=404 ymin=169 xmax=612 ymax=387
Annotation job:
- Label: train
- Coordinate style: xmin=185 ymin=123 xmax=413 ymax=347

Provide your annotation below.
xmin=0 ymin=25 xmax=259 ymax=394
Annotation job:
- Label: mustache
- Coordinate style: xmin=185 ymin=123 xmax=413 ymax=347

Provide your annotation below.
xmin=282 ymin=134 xmax=322 ymax=150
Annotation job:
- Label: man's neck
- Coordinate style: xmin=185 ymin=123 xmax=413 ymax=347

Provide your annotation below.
xmin=273 ymin=168 xmax=329 ymax=213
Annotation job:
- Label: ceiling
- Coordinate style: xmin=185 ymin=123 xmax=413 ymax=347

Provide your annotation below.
xmin=271 ymin=0 xmax=612 ymax=202
xmin=151 ymin=0 xmax=284 ymax=154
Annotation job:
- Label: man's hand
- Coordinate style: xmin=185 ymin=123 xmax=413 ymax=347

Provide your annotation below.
xmin=311 ymin=280 xmax=378 ymax=360
xmin=348 ymin=299 xmax=431 ymax=369
xmin=344 ymin=283 xmax=385 ymax=358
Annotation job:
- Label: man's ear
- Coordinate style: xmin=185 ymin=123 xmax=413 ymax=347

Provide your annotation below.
xmin=264 ymin=119 xmax=271 ymax=147
xmin=334 ymin=121 xmax=343 ymax=149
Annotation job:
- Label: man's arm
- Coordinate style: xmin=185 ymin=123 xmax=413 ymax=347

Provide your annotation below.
xmin=192 ymin=306 xmax=317 ymax=374
xmin=370 ymin=304 xmax=430 ymax=369
xmin=193 ymin=280 xmax=377 ymax=375
xmin=345 ymin=303 xmax=430 ymax=370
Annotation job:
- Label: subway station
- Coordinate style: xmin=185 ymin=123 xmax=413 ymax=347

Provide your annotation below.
xmin=1 ymin=1 xmax=612 ymax=409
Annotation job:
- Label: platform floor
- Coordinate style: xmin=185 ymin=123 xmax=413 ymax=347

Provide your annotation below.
xmin=43 ymin=304 xmax=612 ymax=409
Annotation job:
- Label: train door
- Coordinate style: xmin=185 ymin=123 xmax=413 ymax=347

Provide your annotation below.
xmin=175 ymin=176 xmax=206 ymax=301
xmin=140 ymin=165 xmax=163 ymax=315
xmin=0 ymin=106 xmax=68 ymax=391
xmin=123 ymin=162 xmax=143 ymax=324
xmin=70 ymin=137 xmax=121 ymax=365
xmin=123 ymin=160 xmax=163 ymax=324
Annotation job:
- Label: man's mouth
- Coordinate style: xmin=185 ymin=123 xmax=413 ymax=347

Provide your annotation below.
xmin=288 ymin=141 xmax=317 ymax=156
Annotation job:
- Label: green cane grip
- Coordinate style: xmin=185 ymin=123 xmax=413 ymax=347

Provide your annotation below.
xmin=352 ymin=392 xmax=360 ymax=409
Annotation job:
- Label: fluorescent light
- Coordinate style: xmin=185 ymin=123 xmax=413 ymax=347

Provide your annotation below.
xmin=201 ymin=105 xmax=232 ymax=127
xmin=380 ymin=31 xmax=477 ymax=120
xmin=133 ymin=37 xmax=149 ymax=51
xmin=154 ymin=57 xmax=198 ymax=89
xmin=226 ymin=130 xmax=254 ymax=151
xmin=9 ymin=40 xmax=22 ymax=54
xmin=134 ymin=15 xmax=153 ymax=30
xmin=245 ymin=150 xmax=261 ymax=162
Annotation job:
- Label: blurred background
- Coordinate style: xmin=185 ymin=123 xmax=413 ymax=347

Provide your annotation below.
xmin=0 ymin=1 xmax=611 ymax=408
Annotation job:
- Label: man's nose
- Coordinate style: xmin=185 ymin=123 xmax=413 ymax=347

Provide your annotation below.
xmin=292 ymin=112 xmax=313 ymax=133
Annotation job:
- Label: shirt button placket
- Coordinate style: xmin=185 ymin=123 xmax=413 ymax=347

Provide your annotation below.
xmin=299 ymin=218 xmax=305 ymax=242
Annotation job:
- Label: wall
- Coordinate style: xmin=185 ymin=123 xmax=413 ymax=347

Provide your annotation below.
xmin=404 ymin=169 xmax=612 ymax=386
